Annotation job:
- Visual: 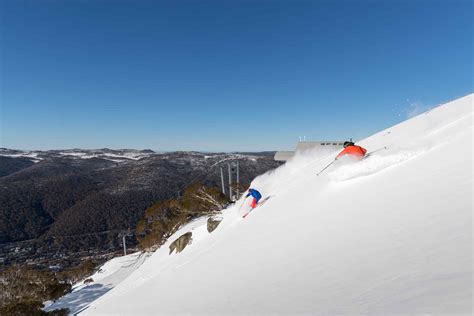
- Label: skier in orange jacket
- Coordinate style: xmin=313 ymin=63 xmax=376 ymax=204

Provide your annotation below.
xmin=336 ymin=141 xmax=367 ymax=160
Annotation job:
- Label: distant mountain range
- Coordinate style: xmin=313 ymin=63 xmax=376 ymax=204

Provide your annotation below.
xmin=0 ymin=149 xmax=281 ymax=263
xmin=0 ymin=148 xmax=158 ymax=163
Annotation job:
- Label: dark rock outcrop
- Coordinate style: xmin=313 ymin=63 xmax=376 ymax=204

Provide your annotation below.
xmin=169 ymin=232 xmax=193 ymax=254
xmin=207 ymin=217 xmax=222 ymax=233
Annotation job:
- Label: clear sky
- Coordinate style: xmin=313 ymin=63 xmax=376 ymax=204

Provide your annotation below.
xmin=1 ymin=0 xmax=472 ymax=152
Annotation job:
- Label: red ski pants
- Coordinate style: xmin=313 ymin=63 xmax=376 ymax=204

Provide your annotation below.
xmin=251 ymin=198 xmax=257 ymax=208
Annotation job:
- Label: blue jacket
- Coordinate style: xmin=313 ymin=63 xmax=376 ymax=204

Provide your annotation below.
xmin=246 ymin=189 xmax=262 ymax=200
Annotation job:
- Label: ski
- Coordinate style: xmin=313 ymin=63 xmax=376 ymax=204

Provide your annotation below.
xmin=242 ymin=196 xmax=272 ymax=218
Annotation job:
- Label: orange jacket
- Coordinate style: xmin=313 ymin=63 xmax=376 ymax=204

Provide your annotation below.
xmin=336 ymin=145 xmax=367 ymax=160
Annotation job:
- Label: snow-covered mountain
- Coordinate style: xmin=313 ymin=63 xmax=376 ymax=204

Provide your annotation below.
xmin=0 ymin=148 xmax=156 ymax=163
xmin=51 ymin=94 xmax=472 ymax=315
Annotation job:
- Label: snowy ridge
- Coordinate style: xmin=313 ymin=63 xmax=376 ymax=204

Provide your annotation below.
xmin=0 ymin=150 xmax=43 ymax=162
xmin=0 ymin=149 xmax=268 ymax=164
xmin=0 ymin=149 xmax=156 ymax=163
xmin=71 ymin=94 xmax=471 ymax=315
xmin=58 ymin=151 xmax=151 ymax=161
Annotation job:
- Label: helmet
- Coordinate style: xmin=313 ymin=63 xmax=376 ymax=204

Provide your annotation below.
xmin=343 ymin=141 xmax=354 ymax=148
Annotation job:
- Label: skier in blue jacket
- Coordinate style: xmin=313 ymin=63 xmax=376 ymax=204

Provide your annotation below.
xmin=246 ymin=188 xmax=262 ymax=208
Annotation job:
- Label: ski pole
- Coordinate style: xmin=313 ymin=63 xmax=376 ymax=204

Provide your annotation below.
xmin=316 ymin=159 xmax=336 ymax=176
xmin=238 ymin=196 xmax=248 ymax=212
xmin=366 ymin=146 xmax=387 ymax=156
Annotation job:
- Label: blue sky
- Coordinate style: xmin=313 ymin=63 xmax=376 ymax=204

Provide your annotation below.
xmin=1 ymin=0 xmax=472 ymax=151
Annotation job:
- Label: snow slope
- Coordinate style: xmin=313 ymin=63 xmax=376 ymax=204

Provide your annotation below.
xmin=82 ymin=94 xmax=473 ymax=315
xmin=45 ymin=253 xmax=148 ymax=314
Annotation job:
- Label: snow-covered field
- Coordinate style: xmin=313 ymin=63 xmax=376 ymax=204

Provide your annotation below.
xmin=60 ymin=94 xmax=471 ymax=315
